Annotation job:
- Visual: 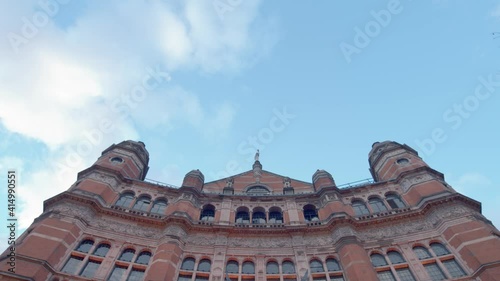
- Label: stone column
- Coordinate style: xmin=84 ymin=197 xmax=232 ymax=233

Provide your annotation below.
xmin=336 ymin=236 xmax=378 ymax=281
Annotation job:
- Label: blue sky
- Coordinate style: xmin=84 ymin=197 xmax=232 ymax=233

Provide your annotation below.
xmin=1 ymin=0 xmax=500 ymax=245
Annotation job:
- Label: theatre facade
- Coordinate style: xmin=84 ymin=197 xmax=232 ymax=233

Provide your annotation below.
xmin=1 ymin=140 xmax=500 ymax=281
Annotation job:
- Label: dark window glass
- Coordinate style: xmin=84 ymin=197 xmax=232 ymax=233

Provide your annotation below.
xmin=80 ymin=260 xmax=101 ymax=278
xmin=424 ymin=263 xmax=446 ymax=281
xmin=282 ymin=261 xmax=295 ymax=274
xmin=369 ymin=198 xmax=388 ymax=213
xmin=386 ymin=194 xmax=406 ymax=209
xmin=127 ymin=268 xmax=145 ymax=281
xmin=266 ymin=261 xmax=279 ymax=274
xmin=413 ymin=246 xmax=432 ymax=260
xmin=226 ymin=260 xmax=239 ymax=273
xmin=387 ymin=251 xmax=405 ymax=264
xmin=119 ymin=248 xmax=136 ymax=262
xmin=150 ymin=200 xmax=167 ymax=214
xmin=377 ymin=270 xmax=396 ymax=281
xmin=242 ymin=261 xmax=255 ymax=274
xmin=236 ymin=211 xmax=250 ymax=223
xmin=108 ymin=265 xmax=127 ymax=281
xmin=93 ymin=243 xmax=110 ymax=257
xmin=326 ymin=258 xmax=341 ymax=271
xmin=177 ymin=276 xmax=192 ymax=281
xmin=352 ymin=200 xmax=370 ymax=216
xmin=269 ymin=211 xmax=283 ymax=223
xmin=304 ymin=206 xmax=319 ymax=221
xmin=76 ymin=239 xmax=94 ymax=253
xmin=310 ymin=259 xmax=324 ymax=273
xmin=430 ymin=243 xmax=450 ymax=256
xmin=442 ymin=259 xmax=466 ymax=278
xmin=181 ymin=257 xmax=195 ymax=270
xmin=61 ymin=256 xmax=83 ymax=274
xmin=133 ymin=196 xmax=151 ymax=211
xmin=195 ymin=276 xmax=209 ymax=281
xmin=115 ymin=193 xmax=134 ymax=207
xmin=252 ymin=211 xmax=266 ymax=224
xmin=200 ymin=205 xmax=215 ymax=221
xmin=197 ymin=259 xmax=211 ymax=272
xmin=396 ymin=268 xmax=416 ymax=281
xmin=330 ymin=276 xmax=345 ymax=281
xmin=135 ymin=251 xmax=151 ymax=264
xmin=371 ymin=253 xmax=388 ymax=267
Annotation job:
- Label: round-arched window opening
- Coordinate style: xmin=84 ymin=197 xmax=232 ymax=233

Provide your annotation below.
xmin=396 ymin=158 xmax=409 ymax=165
xmin=111 ymin=157 xmax=124 ymax=163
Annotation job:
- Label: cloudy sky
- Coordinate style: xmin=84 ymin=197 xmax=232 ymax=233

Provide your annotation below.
xmin=1 ymin=0 xmax=500 ymax=245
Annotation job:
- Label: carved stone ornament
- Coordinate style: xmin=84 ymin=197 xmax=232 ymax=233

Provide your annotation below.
xmin=86 ymin=172 xmax=119 ymax=188
xmin=400 ymin=173 xmax=434 ymax=192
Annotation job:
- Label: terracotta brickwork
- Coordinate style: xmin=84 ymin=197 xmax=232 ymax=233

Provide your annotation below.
xmin=1 ymin=140 xmax=499 ymax=281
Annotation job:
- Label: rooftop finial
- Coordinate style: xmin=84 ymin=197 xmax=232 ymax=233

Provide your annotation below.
xmin=254 ymin=149 xmax=260 ymax=162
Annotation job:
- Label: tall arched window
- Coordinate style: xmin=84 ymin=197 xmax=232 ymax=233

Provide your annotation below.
xmin=93 ymin=243 xmax=110 ymax=257
xmin=118 ymin=248 xmax=135 ymax=262
xmin=430 ymin=242 xmax=450 ymax=256
xmin=150 ymin=199 xmax=167 ymax=214
xmin=133 ymin=195 xmax=151 ymax=211
xmin=269 ymin=207 xmax=283 ymax=223
xmin=387 ymin=251 xmax=405 ymax=264
xmin=413 ymin=246 xmax=432 ymax=260
xmin=181 ymin=257 xmax=195 ymax=271
xmin=200 ymin=204 xmax=215 ymax=221
xmin=135 ymin=251 xmax=151 ymax=265
xmin=282 ymin=261 xmax=295 ymax=274
xmin=310 ymin=259 xmax=324 ymax=273
xmin=226 ymin=260 xmax=239 ymax=273
xmin=197 ymin=259 xmax=211 ymax=272
xmin=385 ymin=194 xmax=406 ymax=209
xmin=252 ymin=208 xmax=266 ymax=224
xmin=242 ymin=261 xmax=255 ymax=274
xmin=235 ymin=208 xmax=250 ymax=224
xmin=370 ymin=253 xmax=388 ymax=267
xmin=368 ymin=197 xmax=388 ymax=213
xmin=115 ymin=192 xmax=134 ymax=207
xmin=303 ymin=204 xmax=319 ymax=221
xmin=75 ymin=239 xmax=94 ymax=253
xmin=326 ymin=258 xmax=341 ymax=271
xmin=352 ymin=200 xmax=370 ymax=216
xmin=266 ymin=261 xmax=279 ymax=274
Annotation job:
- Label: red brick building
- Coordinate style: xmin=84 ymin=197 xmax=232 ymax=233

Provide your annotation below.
xmin=1 ymin=140 xmax=500 ymax=281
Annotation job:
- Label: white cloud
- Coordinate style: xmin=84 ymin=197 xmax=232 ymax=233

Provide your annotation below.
xmin=450 ymin=172 xmax=492 ymax=193
xmin=0 ymin=0 xmax=276 ymax=231
xmin=491 ymin=4 xmax=500 ymax=18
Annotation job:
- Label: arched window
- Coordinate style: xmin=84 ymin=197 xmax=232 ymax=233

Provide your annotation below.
xmin=352 ymin=200 xmax=370 ymax=216
xmin=242 ymin=261 xmax=255 ymax=274
xmin=326 ymin=258 xmax=341 ymax=271
xmin=75 ymin=239 xmax=94 ymax=253
xmin=370 ymin=253 xmax=388 ymax=267
xmin=236 ymin=209 xmax=250 ymax=224
xmin=150 ymin=199 xmax=167 ymax=214
xmin=252 ymin=210 xmax=266 ymax=224
xmin=197 ymin=259 xmax=211 ymax=272
xmin=386 ymin=194 xmax=406 ymax=209
xmin=387 ymin=251 xmax=405 ymax=264
xmin=118 ymin=248 xmax=135 ymax=262
xmin=115 ymin=192 xmax=134 ymax=207
xmin=200 ymin=205 xmax=215 ymax=221
xmin=133 ymin=195 xmax=151 ymax=211
xmin=413 ymin=246 xmax=432 ymax=260
xmin=135 ymin=251 xmax=151 ymax=265
xmin=266 ymin=261 xmax=279 ymax=274
xmin=269 ymin=207 xmax=283 ymax=223
xmin=93 ymin=243 xmax=110 ymax=257
xmin=310 ymin=259 xmax=324 ymax=273
xmin=181 ymin=257 xmax=195 ymax=270
xmin=226 ymin=260 xmax=239 ymax=273
xmin=246 ymin=185 xmax=270 ymax=195
xmin=282 ymin=261 xmax=295 ymax=274
xmin=430 ymin=242 xmax=450 ymax=256
xmin=303 ymin=204 xmax=319 ymax=221
xmin=368 ymin=197 xmax=388 ymax=213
